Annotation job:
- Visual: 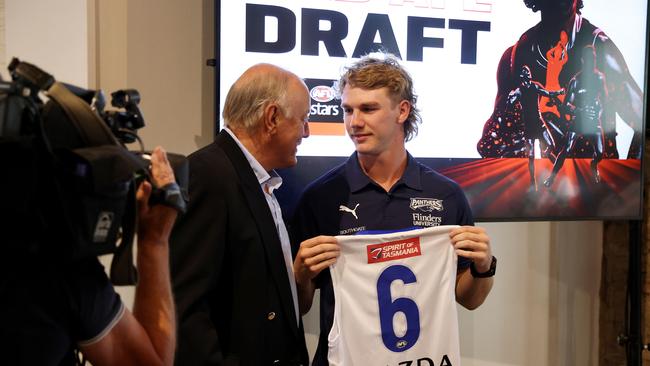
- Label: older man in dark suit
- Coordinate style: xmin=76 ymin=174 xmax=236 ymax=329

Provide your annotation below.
xmin=170 ymin=64 xmax=311 ymax=365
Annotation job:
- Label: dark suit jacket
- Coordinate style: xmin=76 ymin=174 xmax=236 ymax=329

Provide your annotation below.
xmin=170 ymin=131 xmax=308 ymax=365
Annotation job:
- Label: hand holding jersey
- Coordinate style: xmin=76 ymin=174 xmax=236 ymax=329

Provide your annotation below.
xmin=451 ymin=226 xmax=495 ymax=310
xmin=294 ymin=226 xmax=494 ymax=314
xmin=450 ymin=226 xmax=492 ymax=271
xmin=294 ymin=236 xmax=340 ymax=314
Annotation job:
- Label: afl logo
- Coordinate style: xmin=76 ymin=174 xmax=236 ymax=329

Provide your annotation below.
xmin=310 ymin=85 xmax=335 ymax=103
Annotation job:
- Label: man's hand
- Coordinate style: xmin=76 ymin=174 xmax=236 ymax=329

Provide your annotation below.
xmin=293 ymin=235 xmax=339 ymax=314
xmin=137 ymin=146 xmax=178 ymax=246
xmin=81 ymin=146 xmax=177 ymax=366
xmin=293 ymin=236 xmax=340 ymax=286
xmin=450 ymin=226 xmax=492 ymax=272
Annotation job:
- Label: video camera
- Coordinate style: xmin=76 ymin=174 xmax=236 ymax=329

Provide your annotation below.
xmin=0 ymin=58 xmax=188 ymax=285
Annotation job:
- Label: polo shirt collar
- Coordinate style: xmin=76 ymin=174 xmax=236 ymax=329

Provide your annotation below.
xmin=345 ymin=151 xmax=422 ymax=193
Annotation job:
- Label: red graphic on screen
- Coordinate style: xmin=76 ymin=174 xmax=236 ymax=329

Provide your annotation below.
xmin=440 ymin=158 xmax=641 ymax=218
xmin=477 ymin=0 xmax=643 ymax=172
xmin=539 ymin=30 xmax=569 ymax=119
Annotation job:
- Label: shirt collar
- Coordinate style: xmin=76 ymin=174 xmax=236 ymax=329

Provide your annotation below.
xmin=224 ymin=127 xmax=282 ymax=190
xmin=345 ymin=151 xmax=422 ymax=193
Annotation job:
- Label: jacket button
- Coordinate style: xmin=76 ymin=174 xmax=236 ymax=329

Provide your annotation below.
xmin=267 ymin=312 xmax=276 ymax=320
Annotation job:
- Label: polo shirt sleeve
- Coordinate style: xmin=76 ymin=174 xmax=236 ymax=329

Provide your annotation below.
xmin=289 ymin=190 xmax=321 ymax=255
xmin=454 ymin=185 xmax=474 ymax=226
xmin=289 ymin=190 xmax=332 ymax=289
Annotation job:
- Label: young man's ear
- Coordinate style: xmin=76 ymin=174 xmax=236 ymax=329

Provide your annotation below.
xmin=397 ymin=100 xmax=411 ymax=124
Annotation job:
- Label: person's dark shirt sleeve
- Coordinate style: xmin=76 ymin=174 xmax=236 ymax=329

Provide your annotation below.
xmin=289 ymin=186 xmax=337 ymax=290
xmin=75 ymin=259 xmax=124 ymax=345
xmin=0 ymin=257 xmax=123 ymax=365
xmin=454 ymin=185 xmax=474 ymax=270
xmin=289 ymin=191 xmax=318 ymax=258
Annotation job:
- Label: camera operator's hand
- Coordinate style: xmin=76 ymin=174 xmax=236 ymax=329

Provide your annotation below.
xmin=137 ymin=146 xmax=178 ymax=245
xmin=80 ymin=146 xmax=177 ymax=366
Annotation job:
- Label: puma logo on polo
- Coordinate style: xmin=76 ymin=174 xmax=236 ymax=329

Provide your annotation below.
xmin=339 ymin=203 xmax=360 ymax=219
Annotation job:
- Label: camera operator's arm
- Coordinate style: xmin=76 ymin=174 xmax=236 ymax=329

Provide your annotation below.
xmin=80 ymin=147 xmax=177 ymax=366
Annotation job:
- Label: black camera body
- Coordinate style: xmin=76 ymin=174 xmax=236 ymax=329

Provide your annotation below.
xmin=93 ymin=89 xmax=144 ymax=144
xmin=0 ymin=58 xmax=188 ymax=285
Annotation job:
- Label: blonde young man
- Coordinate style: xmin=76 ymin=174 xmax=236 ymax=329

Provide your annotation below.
xmin=291 ymin=54 xmax=495 ymax=365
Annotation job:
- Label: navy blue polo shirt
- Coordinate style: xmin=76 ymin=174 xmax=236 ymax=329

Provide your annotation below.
xmin=290 ymin=152 xmax=473 ymax=366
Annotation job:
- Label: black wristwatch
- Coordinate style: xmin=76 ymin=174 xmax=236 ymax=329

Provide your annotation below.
xmin=470 ymin=256 xmax=497 ymax=278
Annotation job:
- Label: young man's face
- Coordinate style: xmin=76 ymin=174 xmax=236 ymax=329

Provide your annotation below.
xmin=341 ymin=85 xmax=409 ymax=157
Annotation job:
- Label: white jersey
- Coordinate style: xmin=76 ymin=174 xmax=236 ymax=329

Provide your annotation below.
xmin=328 ymin=226 xmax=460 ymax=366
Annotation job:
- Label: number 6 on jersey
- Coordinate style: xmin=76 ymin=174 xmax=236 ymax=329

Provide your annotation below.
xmin=376 ymin=264 xmax=420 ymax=352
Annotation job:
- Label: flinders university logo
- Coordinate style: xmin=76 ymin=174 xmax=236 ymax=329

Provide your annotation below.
xmin=410 ymin=197 xmax=443 ymax=212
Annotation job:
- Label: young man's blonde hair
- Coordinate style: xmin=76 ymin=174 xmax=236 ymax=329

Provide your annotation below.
xmin=336 ymin=53 xmax=422 ymax=142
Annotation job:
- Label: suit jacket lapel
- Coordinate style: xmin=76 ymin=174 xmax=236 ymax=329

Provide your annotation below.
xmin=215 ymin=131 xmax=300 ymax=333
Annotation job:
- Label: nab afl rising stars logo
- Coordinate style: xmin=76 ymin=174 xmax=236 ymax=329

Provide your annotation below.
xmin=409 ymin=198 xmax=443 ymax=212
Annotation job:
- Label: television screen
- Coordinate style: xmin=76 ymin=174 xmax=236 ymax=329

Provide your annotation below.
xmin=218 ymin=0 xmax=648 ymax=220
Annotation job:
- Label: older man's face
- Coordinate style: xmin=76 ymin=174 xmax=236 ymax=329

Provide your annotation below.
xmin=268 ymin=78 xmax=311 ymax=169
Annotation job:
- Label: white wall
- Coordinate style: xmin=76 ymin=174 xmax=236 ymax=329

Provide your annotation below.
xmin=459 ymin=221 xmax=602 ymax=366
xmin=123 ymin=0 xmax=214 ymax=156
xmin=3 ymin=2 xmax=604 ymax=365
xmin=4 ymin=0 xmax=89 ymax=86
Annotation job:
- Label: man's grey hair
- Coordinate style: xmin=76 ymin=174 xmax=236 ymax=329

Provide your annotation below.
xmin=223 ymin=65 xmax=294 ymax=132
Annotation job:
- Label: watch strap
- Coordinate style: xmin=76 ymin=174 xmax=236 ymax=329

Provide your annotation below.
xmin=470 ymin=256 xmax=497 ymax=278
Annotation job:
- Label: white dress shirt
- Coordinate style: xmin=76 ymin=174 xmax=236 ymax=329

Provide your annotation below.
xmin=224 ymin=127 xmax=299 ymax=324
